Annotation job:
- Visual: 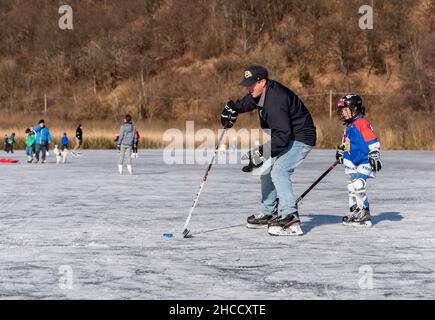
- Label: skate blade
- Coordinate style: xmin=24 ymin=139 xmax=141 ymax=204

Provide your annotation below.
xmin=343 ymin=220 xmax=373 ymax=227
xmin=353 ymin=220 xmax=373 ymax=227
xmin=267 ymin=226 xmax=304 ymax=236
xmin=246 ymin=223 xmax=268 ymax=229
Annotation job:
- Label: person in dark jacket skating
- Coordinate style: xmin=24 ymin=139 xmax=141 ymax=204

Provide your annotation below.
xmin=72 ymin=124 xmax=83 ymax=156
xmin=221 ymin=65 xmax=316 ymax=236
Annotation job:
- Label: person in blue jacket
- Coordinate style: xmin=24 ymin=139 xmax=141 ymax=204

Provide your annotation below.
xmin=335 ymin=93 xmax=382 ymax=227
xmin=33 ymin=119 xmax=52 ymax=164
xmin=61 ymin=132 xmax=69 ymax=151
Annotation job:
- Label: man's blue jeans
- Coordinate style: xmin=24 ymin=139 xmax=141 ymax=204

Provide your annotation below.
xmin=261 ymin=141 xmax=312 ymax=217
xmin=35 ymin=143 xmax=48 ymax=161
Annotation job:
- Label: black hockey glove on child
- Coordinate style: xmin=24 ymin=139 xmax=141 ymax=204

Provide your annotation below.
xmin=368 ymin=150 xmax=382 ymax=171
xmin=220 ymin=100 xmax=238 ymax=128
xmin=336 ymin=144 xmax=345 ymax=164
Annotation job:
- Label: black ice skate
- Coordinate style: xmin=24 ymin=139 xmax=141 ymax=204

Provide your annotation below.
xmin=345 ymin=207 xmax=372 ymax=227
xmin=246 ymin=214 xmax=279 ymax=229
xmin=342 ymin=204 xmax=358 ymax=225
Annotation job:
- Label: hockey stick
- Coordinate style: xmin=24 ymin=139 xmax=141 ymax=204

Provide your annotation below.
xmin=295 ymin=160 xmax=340 ymax=205
xmin=182 ymin=126 xmax=227 ymax=238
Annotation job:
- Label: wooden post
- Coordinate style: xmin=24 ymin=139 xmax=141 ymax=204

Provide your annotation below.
xmin=329 ymin=90 xmax=332 ymax=119
xmin=140 ymin=67 xmax=145 ymax=120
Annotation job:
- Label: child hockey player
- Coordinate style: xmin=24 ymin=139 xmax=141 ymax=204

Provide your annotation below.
xmin=335 ymin=93 xmax=382 ymax=227
xmin=25 ymin=128 xmax=36 ymax=163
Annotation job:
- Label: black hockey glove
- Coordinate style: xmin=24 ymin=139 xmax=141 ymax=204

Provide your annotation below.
xmin=368 ymin=150 xmax=382 ymax=171
xmin=336 ymin=144 xmax=344 ymax=164
xmin=220 ymin=100 xmax=238 ymax=128
xmin=241 ymin=149 xmax=264 ymax=172
xmin=241 ymin=144 xmax=267 ymax=172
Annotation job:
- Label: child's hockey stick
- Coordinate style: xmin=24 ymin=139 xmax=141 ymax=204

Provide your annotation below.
xmin=295 ymin=160 xmax=340 ymax=205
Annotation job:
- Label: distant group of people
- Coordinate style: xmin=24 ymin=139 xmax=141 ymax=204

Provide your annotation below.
xmin=21 ymin=119 xmax=53 ymax=163
xmin=2 ymin=120 xmax=84 ymax=164
xmin=3 ymin=116 xmax=140 ymax=173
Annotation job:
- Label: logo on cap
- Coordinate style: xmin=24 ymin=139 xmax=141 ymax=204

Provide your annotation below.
xmin=244 ymin=70 xmax=253 ymax=79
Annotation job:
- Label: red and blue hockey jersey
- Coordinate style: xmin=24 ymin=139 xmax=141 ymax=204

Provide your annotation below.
xmin=341 ymin=115 xmax=380 ymax=170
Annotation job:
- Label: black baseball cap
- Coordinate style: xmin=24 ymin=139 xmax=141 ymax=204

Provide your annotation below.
xmin=240 ymin=65 xmax=268 ymax=87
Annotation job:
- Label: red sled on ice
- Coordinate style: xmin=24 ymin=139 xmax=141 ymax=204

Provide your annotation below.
xmin=0 ymin=158 xmax=18 ymax=163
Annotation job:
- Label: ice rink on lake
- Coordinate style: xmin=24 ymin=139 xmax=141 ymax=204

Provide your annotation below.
xmin=0 ymin=149 xmax=434 ymax=299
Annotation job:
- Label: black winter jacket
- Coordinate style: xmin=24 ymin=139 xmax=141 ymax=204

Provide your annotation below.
xmin=234 ymin=80 xmax=316 ymax=157
xmin=76 ymin=127 xmax=82 ymax=140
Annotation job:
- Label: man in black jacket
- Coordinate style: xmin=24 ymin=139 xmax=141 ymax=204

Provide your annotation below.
xmin=72 ymin=124 xmax=83 ymax=156
xmin=221 ymin=65 xmax=316 ymax=236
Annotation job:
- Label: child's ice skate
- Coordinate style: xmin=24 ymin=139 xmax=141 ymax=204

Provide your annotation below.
xmin=342 ymin=204 xmax=358 ymax=225
xmin=344 ymin=207 xmax=373 ymax=227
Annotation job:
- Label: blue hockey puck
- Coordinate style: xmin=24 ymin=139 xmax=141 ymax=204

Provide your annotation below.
xmin=163 ymin=233 xmax=173 ymax=238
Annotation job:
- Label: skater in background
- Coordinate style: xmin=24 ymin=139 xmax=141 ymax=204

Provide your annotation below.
xmin=6 ymin=133 xmax=15 ymax=153
xmin=3 ymin=134 xmax=8 ymax=152
xmin=25 ymin=128 xmax=36 ymax=163
xmin=33 ymin=119 xmax=52 ymax=164
xmin=114 ymin=133 xmax=120 ymax=153
xmin=72 ymin=124 xmax=83 ymax=156
xmin=132 ymin=129 xmax=140 ymax=158
xmin=220 ymin=65 xmax=316 ymax=236
xmin=61 ymin=132 xmax=69 ymax=150
xmin=335 ymin=93 xmax=382 ymax=227
xmin=117 ymin=114 xmax=137 ymax=174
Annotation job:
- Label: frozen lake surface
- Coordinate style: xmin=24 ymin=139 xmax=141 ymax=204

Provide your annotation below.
xmin=0 ymin=149 xmax=434 ymax=299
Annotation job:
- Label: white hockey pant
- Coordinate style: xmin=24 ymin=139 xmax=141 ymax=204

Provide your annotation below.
xmin=347 ymin=178 xmax=369 ymax=209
